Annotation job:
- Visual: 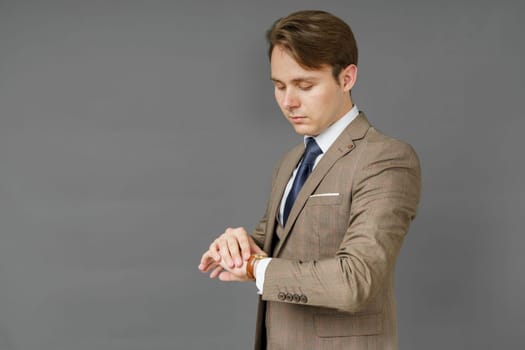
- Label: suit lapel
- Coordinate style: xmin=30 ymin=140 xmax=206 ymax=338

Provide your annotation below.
xmin=273 ymin=113 xmax=371 ymax=256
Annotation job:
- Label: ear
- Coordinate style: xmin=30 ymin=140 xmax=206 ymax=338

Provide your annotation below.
xmin=340 ymin=64 xmax=358 ymax=92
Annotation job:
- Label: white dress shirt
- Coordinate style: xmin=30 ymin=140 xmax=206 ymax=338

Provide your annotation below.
xmin=255 ymin=105 xmax=359 ymax=293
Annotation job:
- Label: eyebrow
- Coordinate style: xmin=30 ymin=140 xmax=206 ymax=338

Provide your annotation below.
xmin=270 ymin=77 xmax=319 ymax=84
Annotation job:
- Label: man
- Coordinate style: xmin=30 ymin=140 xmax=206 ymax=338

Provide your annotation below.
xmin=199 ymin=10 xmax=421 ymax=350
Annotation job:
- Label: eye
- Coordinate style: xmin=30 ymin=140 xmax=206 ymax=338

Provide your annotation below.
xmin=274 ymin=83 xmax=285 ymax=91
xmin=298 ymin=83 xmax=313 ymax=91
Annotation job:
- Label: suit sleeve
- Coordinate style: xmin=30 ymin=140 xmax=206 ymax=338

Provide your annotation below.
xmin=251 ymin=157 xmax=284 ymax=249
xmin=261 ymin=139 xmax=421 ymax=313
xmin=251 ymin=210 xmax=268 ymax=249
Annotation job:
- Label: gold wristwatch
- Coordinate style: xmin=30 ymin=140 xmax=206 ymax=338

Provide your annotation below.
xmin=246 ymin=254 xmax=267 ymax=280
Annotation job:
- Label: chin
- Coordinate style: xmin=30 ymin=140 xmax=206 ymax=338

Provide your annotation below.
xmin=291 ymin=126 xmax=310 ymax=136
xmin=287 ymin=120 xmax=316 ymax=135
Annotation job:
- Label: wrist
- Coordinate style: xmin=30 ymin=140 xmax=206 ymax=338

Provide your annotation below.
xmin=246 ymin=254 xmax=266 ymax=280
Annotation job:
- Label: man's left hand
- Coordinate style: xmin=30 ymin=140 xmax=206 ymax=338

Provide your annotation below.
xmin=199 ymin=250 xmax=252 ymax=281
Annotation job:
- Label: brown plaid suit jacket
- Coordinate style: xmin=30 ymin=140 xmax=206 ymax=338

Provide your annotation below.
xmin=251 ymin=112 xmax=421 ymax=350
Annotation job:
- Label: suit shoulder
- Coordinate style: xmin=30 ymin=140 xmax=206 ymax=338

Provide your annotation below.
xmin=362 ymin=127 xmax=418 ymax=158
xmin=355 ymin=127 xmax=421 ymax=174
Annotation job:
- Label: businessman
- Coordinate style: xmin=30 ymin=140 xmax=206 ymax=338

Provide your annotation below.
xmin=199 ymin=10 xmax=421 ymax=350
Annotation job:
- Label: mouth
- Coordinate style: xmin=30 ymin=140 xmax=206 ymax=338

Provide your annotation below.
xmin=289 ymin=116 xmax=306 ymax=123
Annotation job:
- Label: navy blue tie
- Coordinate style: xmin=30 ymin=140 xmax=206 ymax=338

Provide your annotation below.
xmin=283 ymin=137 xmax=323 ymax=224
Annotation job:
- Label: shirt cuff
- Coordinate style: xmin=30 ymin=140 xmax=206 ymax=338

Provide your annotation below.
xmin=255 ymin=257 xmax=272 ymax=295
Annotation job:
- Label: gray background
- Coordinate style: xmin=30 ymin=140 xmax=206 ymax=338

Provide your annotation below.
xmin=0 ymin=0 xmax=523 ymax=349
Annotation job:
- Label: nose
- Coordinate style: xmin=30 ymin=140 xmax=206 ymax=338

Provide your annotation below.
xmin=282 ymin=88 xmax=300 ymax=110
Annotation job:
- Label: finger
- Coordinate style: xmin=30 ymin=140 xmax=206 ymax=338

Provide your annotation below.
xmin=217 ymin=237 xmax=235 ymax=268
xmin=199 ymin=258 xmax=218 ymax=273
xmin=199 ymin=248 xmax=222 ymax=270
xmin=233 ymin=229 xmax=252 ymax=261
xmin=209 ymin=265 xmax=223 ymax=279
xmin=218 ymin=270 xmax=241 ymax=282
xmin=209 ymin=240 xmax=221 ymax=262
xmin=199 ymin=250 xmax=220 ymax=270
xmin=226 ymin=235 xmax=243 ymax=267
xmin=199 ymin=250 xmax=214 ymax=269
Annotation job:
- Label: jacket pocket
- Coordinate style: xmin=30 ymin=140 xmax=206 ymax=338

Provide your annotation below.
xmin=307 ymin=194 xmax=342 ymax=206
xmin=313 ymin=312 xmax=383 ymax=337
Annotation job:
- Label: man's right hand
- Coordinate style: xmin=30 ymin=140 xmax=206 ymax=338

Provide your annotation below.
xmin=198 ymin=227 xmax=265 ymax=280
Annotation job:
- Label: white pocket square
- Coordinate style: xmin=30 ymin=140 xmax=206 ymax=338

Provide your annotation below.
xmin=309 ymin=193 xmax=340 ymax=198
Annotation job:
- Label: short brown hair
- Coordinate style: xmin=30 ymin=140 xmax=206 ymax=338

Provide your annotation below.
xmin=266 ymin=10 xmax=358 ymax=79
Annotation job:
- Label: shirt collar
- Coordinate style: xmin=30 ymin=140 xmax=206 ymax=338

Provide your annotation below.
xmin=304 ymin=104 xmax=359 ymax=153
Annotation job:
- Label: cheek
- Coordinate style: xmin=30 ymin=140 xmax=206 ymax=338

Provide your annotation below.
xmin=315 ymin=91 xmax=339 ymax=114
xmin=274 ymin=91 xmax=284 ymax=107
xmin=312 ymin=89 xmax=332 ymax=104
xmin=304 ymin=91 xmax=327 ymax=112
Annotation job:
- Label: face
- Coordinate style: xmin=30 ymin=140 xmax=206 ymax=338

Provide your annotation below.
xmin=270 ymin=46 xmax=357 ymax=136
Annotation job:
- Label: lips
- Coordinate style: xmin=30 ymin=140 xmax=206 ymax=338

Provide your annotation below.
xmin=289 ymin=116 xmax=306 ymax=123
